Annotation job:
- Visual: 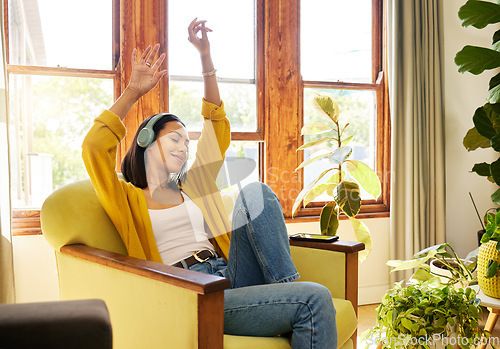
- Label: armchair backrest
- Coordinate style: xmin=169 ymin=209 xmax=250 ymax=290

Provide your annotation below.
xmin=41 ymin=179 xmax=127 ymax=255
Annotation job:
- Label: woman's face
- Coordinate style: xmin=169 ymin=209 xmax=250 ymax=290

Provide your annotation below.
xmin=155 ymin=121 xmax=189 ymax=174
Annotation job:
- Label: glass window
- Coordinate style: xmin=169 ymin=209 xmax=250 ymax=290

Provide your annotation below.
xmin=169 ymin=81 xmax=257 ymax=132
xmin=8 ymin=0 xmax=113 ymax=70
xmin=301 ymin=0 xmax=372 ymax=83
xmin=167 ymin=0 xmax=257 ymax=132
xmin=9 ymin=75 xmax=113 ymax=208
xmin=167 ymin=0 xmax=254 ymax=79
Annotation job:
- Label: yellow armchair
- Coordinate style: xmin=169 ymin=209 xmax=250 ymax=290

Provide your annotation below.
xmin=41 ymin=179 xmax=364 ymax=349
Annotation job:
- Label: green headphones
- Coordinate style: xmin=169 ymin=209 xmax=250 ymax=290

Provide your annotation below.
xmin=136 ymin=113 xmax=173 ymax=148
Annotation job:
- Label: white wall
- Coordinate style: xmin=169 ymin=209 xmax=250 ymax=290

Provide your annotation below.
xmin=442 ymin=0 xmax=500 ymax=258
xmin=13 ymin=235 xmax=59 ymax=303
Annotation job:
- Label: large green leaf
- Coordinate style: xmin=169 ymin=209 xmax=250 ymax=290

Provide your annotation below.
xmin=296 ymin=150 xmax=331 ymax=171
xmin=334 ymin=181 xmax=361 ymax=217
xmin=297 ymin=137 xmax=336 ymax=151
xmin=341 ymin=135 xmax=354 ymax=146
xmin=494 ymin=29 xmax=500 ymax=51
xmin=345 ymin=160 xmax=381 ymax=199
xmin=314 ymin=95 xmax=339 ymax=122
xmin=491 ymin=157 xmax=500 ymax=186
xmin=330 ymin=146 xmax=352 ymax=165
xmin=303 ymin=182 xmax=336 ymax=207
xmin=463 ymin=126 xmax=491 ymax=150
xmin=455 ymin=46 xmax=500 ymax=75
xmin=492 ymin=187 xmax=500 ymax=205
xmin=325 ymin=171 xmax=345 ymax=195
xmin=387 ymin=250 xmax=437 ymax=271
xmin=349 ymin=217 xmax=371 ymax=261
xmin=489 ymin=72 xmax=500 ymax=103
xmin=473 ymin=104 xmax=500 ymax=139
xmin=492 ymin=132 xmax=500 ymax=151
xmin=458 ymin=0 xmax=500 ymax=29
xmin=471 ymin=162 xmax=491 ymax=177
xmin=301 ymin=122 xmax=332 ymax=135
xmin=486 ymin=259 xmax=499 ymax=278
xmin=320 ymin=202 xmax=339 ymax=236
xmin=292 ymin=168 xmax=334 ymax=216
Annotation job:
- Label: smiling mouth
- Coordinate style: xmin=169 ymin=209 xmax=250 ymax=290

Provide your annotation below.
xmin=172 ymin=154 xmax=185 ymax=163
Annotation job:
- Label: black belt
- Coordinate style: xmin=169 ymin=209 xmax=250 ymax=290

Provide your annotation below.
xmin=173 ymin=249 xmax=217 ymax=269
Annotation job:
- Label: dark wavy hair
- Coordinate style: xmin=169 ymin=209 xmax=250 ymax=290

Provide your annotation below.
xmin=121 ymin=113 xmax=187 ymax=189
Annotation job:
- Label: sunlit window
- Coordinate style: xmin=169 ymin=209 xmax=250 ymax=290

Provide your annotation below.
xmin=7 ymin=0 xmax=114 ymax=208
xmin=8 ymin=0 xmax=112 ymax=70
xmin=300 ymin=0 xmax=384 ymax=207
xmin=167 ymin=0 xmax=257 ymax=132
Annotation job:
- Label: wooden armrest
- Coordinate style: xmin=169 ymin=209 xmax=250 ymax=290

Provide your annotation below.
xmin=289 ymin=238 xmax=365 ymax=253
xmin=60 ymin=244 xmax=231 ymax=295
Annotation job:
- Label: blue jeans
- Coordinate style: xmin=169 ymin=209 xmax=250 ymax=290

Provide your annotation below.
xmin=189 ymin=183 xmax=337 ymax=349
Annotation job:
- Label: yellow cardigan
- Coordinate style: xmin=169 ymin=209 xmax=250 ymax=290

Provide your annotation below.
xmin=82 ymin=99 xmax=232 ymax=263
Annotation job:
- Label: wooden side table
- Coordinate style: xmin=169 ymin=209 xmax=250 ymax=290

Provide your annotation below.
xmin=477 ymin=290 xmax=500 ymax=349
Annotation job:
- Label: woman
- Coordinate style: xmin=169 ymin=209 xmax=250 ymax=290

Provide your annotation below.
xmin=82 ymin=18 xmax=337 ymax=348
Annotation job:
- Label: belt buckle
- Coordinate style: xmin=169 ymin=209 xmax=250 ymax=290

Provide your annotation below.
xmin=193 ymin=250 xmax=214 ymax=263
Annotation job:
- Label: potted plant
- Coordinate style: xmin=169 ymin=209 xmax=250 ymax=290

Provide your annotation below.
xmin=292 ymin=94 xmax=381 ymax=260
xmin=478 ymin=210 xmax=500 ymax=298
xmin=361 ymin=279 xmax=486 ymax=349
xmin=362 ymin=244 xmax=488 ymax=349
xmin=457 ymin=0 xmax=500 ymax=204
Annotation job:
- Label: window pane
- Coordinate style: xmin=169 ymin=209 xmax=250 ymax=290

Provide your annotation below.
xmin=301 ymin=0 xmax=372 ymax=83
xmin=9 ymin=0 xmax=112 ymax=70
xmin=9 ymin=75 xmax=113 ymax=208
xmin=168 ymin=0 xmax=254 ymax=79
xmin=169 ymin=81 xmax=257 ymax=132
xmin=303 ymin=88 xmax=376 ymax=201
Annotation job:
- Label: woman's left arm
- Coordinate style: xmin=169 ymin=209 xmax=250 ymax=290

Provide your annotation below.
xmin=188 ymin=18 xmax=221 ymax=106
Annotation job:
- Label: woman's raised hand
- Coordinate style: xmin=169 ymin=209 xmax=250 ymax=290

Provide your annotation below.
xmin=188 ymin=18 xmax=212 ymax=56
xmin=127 ymin=44 xmax=168 ymax=100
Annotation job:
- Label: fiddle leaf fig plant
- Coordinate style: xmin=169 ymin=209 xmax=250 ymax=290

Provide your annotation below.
xmin=456 ymin=0 xmax=500 ymax=204
xmin=292 ymin=94 xmax=381 ymax=260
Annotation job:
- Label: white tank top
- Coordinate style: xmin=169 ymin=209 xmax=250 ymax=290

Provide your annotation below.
xmin=148 ymin=191 xmax=215 ymax=265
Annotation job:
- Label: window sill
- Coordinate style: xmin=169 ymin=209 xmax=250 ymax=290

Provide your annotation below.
xmin=12 ymin=210 xmax=42 ymax=236
xmin=285 ymin=210 xmax=390 ymax=224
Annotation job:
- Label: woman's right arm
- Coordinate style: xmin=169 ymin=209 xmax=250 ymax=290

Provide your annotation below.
xmin=82 ymin=45 xmax=167 ymax=230
xmin=110 ymin=44 xmax=167 ymax=119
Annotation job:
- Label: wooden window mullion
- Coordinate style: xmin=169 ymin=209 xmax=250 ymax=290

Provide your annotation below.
xmin=263 ymin=0 xmax=301 ymax=218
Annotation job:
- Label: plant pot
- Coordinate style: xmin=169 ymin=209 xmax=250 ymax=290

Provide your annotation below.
xmin=478 ymin=240 xmax=500 ymax=298
xmin=430 ymin=258 xmax=475 ymax=288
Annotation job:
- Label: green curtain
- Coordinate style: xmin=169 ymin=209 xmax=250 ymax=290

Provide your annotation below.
xmin=388 ymin=0 xmax=446 ymax=283
xmin=0 ymin=0 xmax=14 ymax=303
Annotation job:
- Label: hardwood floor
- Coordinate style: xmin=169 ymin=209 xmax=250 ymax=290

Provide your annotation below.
xmin=357 ymin=303 xmax=500 ymax=349
xmin=357 ymin=304 xmax=379 ymax=348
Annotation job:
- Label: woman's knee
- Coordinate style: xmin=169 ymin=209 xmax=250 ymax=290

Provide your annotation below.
xmin=297 ymin=282 xmax=335 ymax=314
xmin=235 ymin=182 xmax=279 ymax=218
xmin=240 ymin=182 xmax=276 ymax=202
